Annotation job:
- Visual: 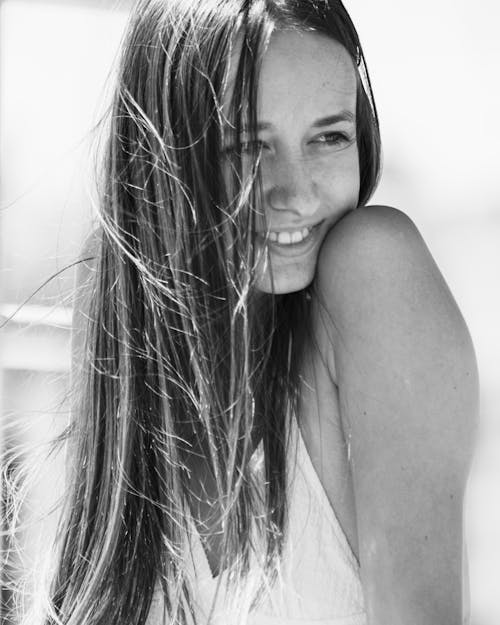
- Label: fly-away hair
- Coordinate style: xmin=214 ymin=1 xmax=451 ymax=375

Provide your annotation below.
xmin=4 ymin=1 xmax=381 ymax=623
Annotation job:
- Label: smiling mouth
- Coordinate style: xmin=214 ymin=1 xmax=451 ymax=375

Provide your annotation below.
xmin=258 ymin=223 xmax=322 ymax=248
xmin=266 ymin=227 xmax=310 ymax=245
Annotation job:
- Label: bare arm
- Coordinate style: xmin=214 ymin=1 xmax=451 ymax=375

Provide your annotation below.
xmin=314 ymin=206 xmax=478 ymax=624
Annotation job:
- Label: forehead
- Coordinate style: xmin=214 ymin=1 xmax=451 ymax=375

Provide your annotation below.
xmin=258 ymin=30 xmax=357 ymax=123
xmin=223 ymin=29 xmax=357 ymax=127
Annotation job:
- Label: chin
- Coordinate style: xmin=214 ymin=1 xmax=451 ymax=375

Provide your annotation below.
xmin=255 ymin=265 xmax=315 ymax=294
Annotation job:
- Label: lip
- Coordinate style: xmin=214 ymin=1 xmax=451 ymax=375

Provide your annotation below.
xmin=256 ymin=222 xmax=324 ymax=257
xmin=256 ymin=222 xmax=321 ymax=235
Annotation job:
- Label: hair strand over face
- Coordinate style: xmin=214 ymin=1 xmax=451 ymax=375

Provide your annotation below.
xmin=21 ymin=2 xmax=381 ymax=624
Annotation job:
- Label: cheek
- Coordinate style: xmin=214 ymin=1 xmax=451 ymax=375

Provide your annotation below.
xmin=318 ymin=150 xmax=360 ymax=208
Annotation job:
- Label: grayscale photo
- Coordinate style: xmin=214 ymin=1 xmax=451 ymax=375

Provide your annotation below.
xmin=1 ymin=1 xmax=498 ymax=624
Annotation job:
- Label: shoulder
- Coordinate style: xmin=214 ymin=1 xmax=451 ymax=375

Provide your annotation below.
xmin=311 ymin=206 xmax=424 ymax=378
xmin=316 ymin=204 xmax=438 ymax=302
xmin=312 ymin=203 xmax=478 ymax=465
xmin=314 ymin=205 xmax=476 ymax=366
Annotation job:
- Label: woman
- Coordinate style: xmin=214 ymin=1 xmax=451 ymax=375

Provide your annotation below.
xmin=42 ymin=0 xmax=478 ymax=623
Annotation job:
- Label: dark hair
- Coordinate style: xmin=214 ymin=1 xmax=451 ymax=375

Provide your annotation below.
xmin=38 ymin=1 xmax=380 ymax=623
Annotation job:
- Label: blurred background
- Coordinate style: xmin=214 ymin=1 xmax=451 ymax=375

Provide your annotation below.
xmin=0 ymin=0 xmax=498 ymax=623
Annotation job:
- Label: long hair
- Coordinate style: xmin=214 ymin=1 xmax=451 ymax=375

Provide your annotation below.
xmin=39 ymin=1 xmax=381 ymax=623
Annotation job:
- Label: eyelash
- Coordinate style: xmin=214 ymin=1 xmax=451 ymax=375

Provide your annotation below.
xmin=312 ymin=131 xmax=350 ymax=146
xmin=224 ymin=132 xmax=352 ymax=155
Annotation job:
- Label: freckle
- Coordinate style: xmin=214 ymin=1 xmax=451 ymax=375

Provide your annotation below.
xmin=424 ymin=535 xmax=428 ymax=541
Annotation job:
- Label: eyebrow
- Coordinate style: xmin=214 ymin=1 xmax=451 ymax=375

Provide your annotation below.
xmin=225 ymin=110 xmax=355 ymax=137
xmin=312 ymin=110 xmax=356 ymax=127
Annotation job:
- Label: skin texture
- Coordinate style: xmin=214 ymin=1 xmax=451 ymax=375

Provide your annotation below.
xmin=224 ymin=30 xmax=360 ymax=293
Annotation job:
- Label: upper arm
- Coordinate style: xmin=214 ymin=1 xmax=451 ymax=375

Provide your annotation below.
xmin=314 ymin=205 xmax=478 ymax=623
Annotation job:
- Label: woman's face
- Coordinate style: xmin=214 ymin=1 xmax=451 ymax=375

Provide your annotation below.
xmin=224 ymin=30 xmax=360 ymax=294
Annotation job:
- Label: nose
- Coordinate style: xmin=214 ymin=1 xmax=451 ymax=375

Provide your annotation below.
xmin=264 ymin=154 xmax=320 ymax=219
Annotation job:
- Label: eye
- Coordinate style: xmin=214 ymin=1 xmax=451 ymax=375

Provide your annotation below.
xmin=311 ymin=131 xmax=352 ymax=147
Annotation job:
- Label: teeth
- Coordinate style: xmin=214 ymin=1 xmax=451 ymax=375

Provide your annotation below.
xmin=268 ymin=227 xmax=311 ymax=245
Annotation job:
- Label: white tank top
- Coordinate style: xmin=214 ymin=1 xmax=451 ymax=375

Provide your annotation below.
xmin=147 ymin=417 xmax=367 ymax=624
